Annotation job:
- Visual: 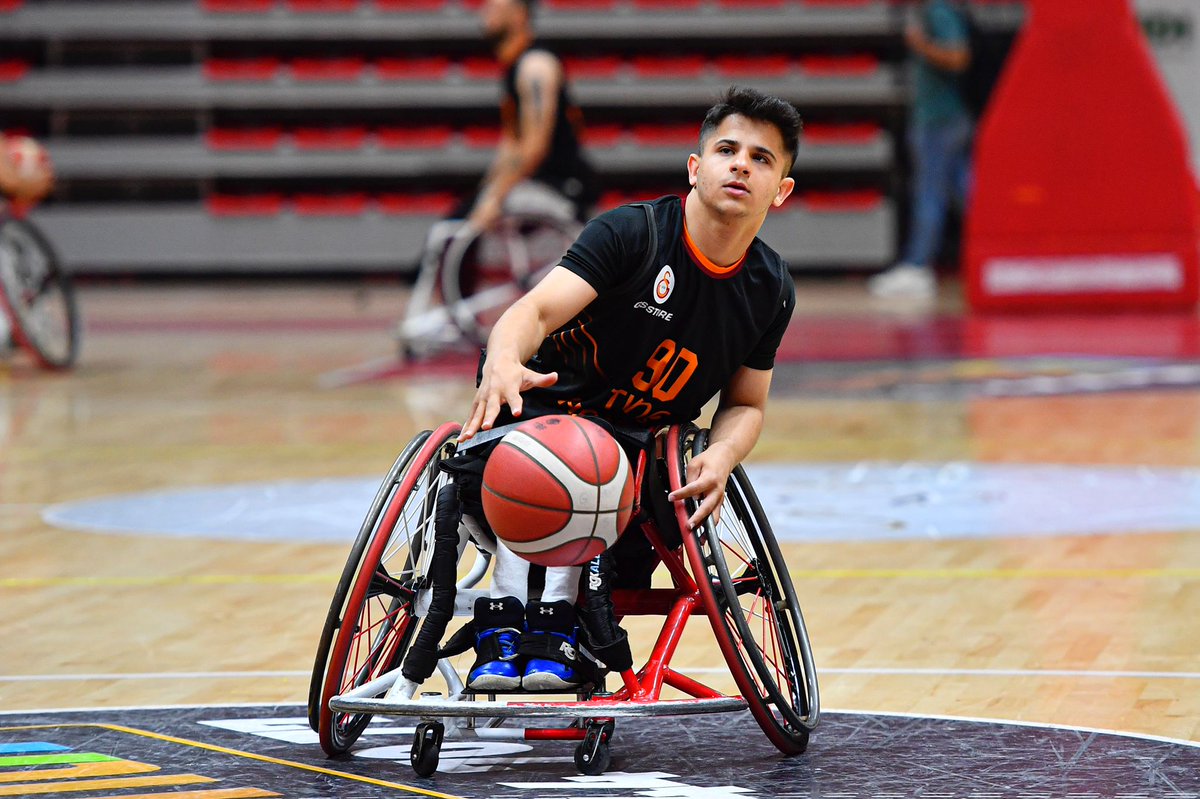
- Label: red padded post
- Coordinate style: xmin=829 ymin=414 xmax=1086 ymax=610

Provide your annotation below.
xmin=964 ymin=0 xmax=1200 ymax=311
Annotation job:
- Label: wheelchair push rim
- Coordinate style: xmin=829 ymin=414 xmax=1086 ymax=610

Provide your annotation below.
xmin=670 ymin=425 xmax=819 ymax=754
xmin=0 ymin=216 xmax=80 ymax=369
xmin=314 ymin=422 xmax=460 ymax=755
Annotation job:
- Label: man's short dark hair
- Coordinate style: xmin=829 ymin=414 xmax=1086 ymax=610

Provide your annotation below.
xmin=698 ymin=86 xmax=803 ymax=175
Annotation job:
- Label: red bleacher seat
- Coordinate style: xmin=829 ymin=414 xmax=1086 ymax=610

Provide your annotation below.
xmin=378 ymin=192 xmax=457 ymax=215
xmin=712 ymin=54 xmax=791 ymax=77
xmin=462 ymin=126 xmax=501 ymax=147
xmin=801 ymin=122 xmax=880 ymax=145
xmin=798 ymin=54 xmax=879 ymax=77
xmin=631 ymin=123 xmax=697 ymax=146
xmin=544 ymin=0 xmax=618 ymax=9
xmin=205 ymin=128 xmax=284 ymax=150
xmin=798 ymin=189 xmax=883 ymax=212
xmin=461 ymin=57 xmax=502 ymax=80
xmin=0 ymin=0 xmax=25 ymax=11
xmin=206 ymin=194 xmax=285 ymax=216
xmin=289 ymin=57 xmax=367 ymax=81
xmin=292 ymin=127 xmax=369 ymax=149
xmin=563 ymin=56 xmax=622 ymax=80
xmin=0 ymin=60 xmax=29 ymax=82
xmin=630 ymin=55 xmax=706 ymax=78
xmin=376 ymin=56 xmax=451 ymax=80
xmin=631 ymin=0 xmax=701 ymax=8
xmin=597 ymin=191 xmax=631 ymax=211
xmin=377 ymin=126 xmax=455 ymax=148
xmin=201 ymin=0 xmax=274 ymax=12
xmin=800 ymin=0 xmax=873 ymax=6
xmin=286 ymin=0 xmax=359 ymax=10
xmin=203 ymin=58 xmax=281 ymax=81
xmin=583 ymin=125 xmax=625 ymax=147
xmin=375 ymin=0 xmax=449 ymax=9
xmin=294 ymin=193 xmax=370 ymax=215
xmin=715 ymin=0 xmax=786 ymax=7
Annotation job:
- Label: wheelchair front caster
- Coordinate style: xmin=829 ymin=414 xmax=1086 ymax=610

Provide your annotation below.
xmin=410 ymin=720 xmax=444 ymax=777
xmin=574 ymin=720 xmax=613 ymax=776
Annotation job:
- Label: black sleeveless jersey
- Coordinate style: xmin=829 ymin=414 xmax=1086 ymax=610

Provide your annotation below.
xmin=520 ymin=195 xmax=795 ymax=427
xmin=502 ymin=45 xmax=596 ymax=209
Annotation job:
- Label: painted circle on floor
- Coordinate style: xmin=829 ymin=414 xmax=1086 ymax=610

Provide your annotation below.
xmin=42 ymin=462 xmax=1200 ymax=543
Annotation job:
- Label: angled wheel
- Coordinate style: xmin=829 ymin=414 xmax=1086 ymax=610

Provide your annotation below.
xmin=310 ymin=422 xmax=460 ymax=755
xmin=669 ymin=426 xmax=819 ymax=755
xmin=441 ymin=213 xmax=579 ymax=347
xmin=0 ymin=216 xmax=80 ymax=369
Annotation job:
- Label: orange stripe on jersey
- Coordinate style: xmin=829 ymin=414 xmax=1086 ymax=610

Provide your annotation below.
xmin=577 ymin=319 xmax=608 ymax=379
xmin=682 ymin=215 xmax=747 ymax=279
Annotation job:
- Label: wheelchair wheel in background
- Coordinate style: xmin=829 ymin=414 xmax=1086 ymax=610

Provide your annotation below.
xmin=310 ymin=422 xmax=460 ymax=755
xmin=441 ymin=214 xmax=579 ymax=346
xmin=671 ymin=426 xmax=820 ymax=755
xmin=0 ymin=216 xmax=80 ymax=369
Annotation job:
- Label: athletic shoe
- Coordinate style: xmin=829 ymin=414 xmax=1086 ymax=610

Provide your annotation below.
xmin=867 ymin=263 xmax=936 ymax=300
xmin=521 ymin=599 xmax=585 ymax=691
xmin=466 ymin=595 xmax=524 ymax=691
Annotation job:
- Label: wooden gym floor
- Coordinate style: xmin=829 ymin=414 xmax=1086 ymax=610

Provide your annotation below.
xmin=0 ymin=276 xmax=1196 ymax=748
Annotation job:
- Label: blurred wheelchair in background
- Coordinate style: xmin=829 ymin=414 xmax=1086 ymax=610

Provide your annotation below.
xmin=396 ymin=213 xmax=581 ymax=360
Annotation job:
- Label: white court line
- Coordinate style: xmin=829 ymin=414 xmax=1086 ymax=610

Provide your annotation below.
xmin=3 ymin=667 xmax=1200 ymax=682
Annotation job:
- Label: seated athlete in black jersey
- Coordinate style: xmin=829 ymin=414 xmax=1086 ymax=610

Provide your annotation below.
xmin=462 ymin=0 xmax=597 ymax=230
xmin=456 ymin=86 xmax=800 ymax=691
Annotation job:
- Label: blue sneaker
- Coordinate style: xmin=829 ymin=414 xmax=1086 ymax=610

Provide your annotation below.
xmin=466 ymin=596 xmax=524 ymax=691
xmin=521 ymin=600 xmax=588 ymax=691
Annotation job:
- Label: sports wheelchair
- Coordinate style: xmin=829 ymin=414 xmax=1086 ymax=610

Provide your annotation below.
xmin=396 ymin=214 xmax=580 ymax=360
xmin=0 ymin=204 xmax=80 ymax=370
xmin=308 ymin=421 xmax=819 ymax=777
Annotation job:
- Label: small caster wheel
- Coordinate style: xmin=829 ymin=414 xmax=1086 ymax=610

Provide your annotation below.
xmin=410 ymin=720 xmax=444 ymax=778
xmin=574 ymin=719 xmax=613 ymax=776
xmin=574 ymin=739 xmax=610 ymax=776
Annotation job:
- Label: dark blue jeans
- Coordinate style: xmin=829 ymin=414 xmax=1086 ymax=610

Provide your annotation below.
xmin=904 ymin=116 xmax=973 ymax=267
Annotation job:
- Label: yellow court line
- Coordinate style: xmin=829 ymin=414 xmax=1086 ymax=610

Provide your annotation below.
xmin=791 ymin=567 xmax=1200 ymax=579
xmin=0 ymin=574 xmax=337 ymax=589
xmin=0 ymin=724 xmax=466 ymax=799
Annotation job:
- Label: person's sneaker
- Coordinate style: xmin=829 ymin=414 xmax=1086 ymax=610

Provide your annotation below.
xmin=466 ymin=595 xmax=524 ymax=691
xmin=867 ymin=263 xmax=936 ymax=299
xmin=520 ymin=599 xmax=586 ymax=691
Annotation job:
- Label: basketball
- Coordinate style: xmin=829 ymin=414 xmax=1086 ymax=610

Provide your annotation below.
xmin=481 ymin=415 xmax=635 ymax=567
xmin=5 ymin=136 xmax=51 ymax=181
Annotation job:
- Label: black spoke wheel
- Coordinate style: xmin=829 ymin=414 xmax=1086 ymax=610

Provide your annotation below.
xmin=671 ymin=426 xmax=819 ymax=755
xmin=0 ymin=217 xmax=80 ymax=369
xmin=310 ymin=423 xmax=459 ymax=755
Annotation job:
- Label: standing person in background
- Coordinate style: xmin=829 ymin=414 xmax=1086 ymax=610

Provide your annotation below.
xmin=868 ymin=0 xmax=972 ymax=300
xmin=464 ymin=0 xmax=597 ymax=230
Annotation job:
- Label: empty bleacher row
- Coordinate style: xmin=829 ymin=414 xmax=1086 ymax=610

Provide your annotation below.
xmin=0 ymin=0 xmax=1025 ymax=274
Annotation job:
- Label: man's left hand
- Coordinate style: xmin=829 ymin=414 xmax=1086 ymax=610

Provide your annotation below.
xmin=668 ymin=441 xmax=737 ymax=529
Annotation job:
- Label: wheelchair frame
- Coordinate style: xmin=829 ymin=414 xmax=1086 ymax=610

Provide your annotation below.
xmin=0 ymin=207 xmax=80 ymax=370
xmin=396 ymin=214 xmax=580 ymax=360
xmin=308 ymin=421 xmax=819 ymax=777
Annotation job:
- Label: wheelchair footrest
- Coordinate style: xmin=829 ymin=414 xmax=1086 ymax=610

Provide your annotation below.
xmin=328 ymin=693 xmax=748 ymax=720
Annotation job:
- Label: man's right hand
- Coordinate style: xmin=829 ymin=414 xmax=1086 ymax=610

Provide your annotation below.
xmin=459 ymin=358 xmax=558 ymax=442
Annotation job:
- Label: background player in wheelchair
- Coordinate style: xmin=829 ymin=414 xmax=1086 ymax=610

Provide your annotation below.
xmin=398 ymin=0 xmax=598 ymax=357
xmin=451 ymin=85 xmax=800 ymax=693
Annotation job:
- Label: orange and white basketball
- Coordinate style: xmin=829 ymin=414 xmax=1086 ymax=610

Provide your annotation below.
xmin=481 ymin=415 xmax=635 ymax=567
xmin=5 ymin=135 xmax=51 ymax=181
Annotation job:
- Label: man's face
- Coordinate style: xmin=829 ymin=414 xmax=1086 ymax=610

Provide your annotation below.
xmin=687 ymin=114 xmax=795 ymax=219
xmin=480 ymin=0 xmax=522 ymax=44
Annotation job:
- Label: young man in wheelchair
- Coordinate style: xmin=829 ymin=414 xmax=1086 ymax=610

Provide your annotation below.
xmin=428 ymin=86 xmax=800 ymax=693
xmin=0 ymin=132 xmax=55 ymax=353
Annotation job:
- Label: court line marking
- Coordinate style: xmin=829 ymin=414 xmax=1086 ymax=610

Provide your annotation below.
xmin=4 ymin=566 xmax=1199 ymax=590
xmin=0 ymin=723 xmax=466 ymax=799
xmin=3 ymin=667 xmax=1200 ymax=682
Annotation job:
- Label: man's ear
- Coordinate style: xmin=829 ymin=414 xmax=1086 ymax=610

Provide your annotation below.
xmin=772 ymin=176 xmax=795 ymax=207
xmin=686 ymin=153 xmax=699 ymax=187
